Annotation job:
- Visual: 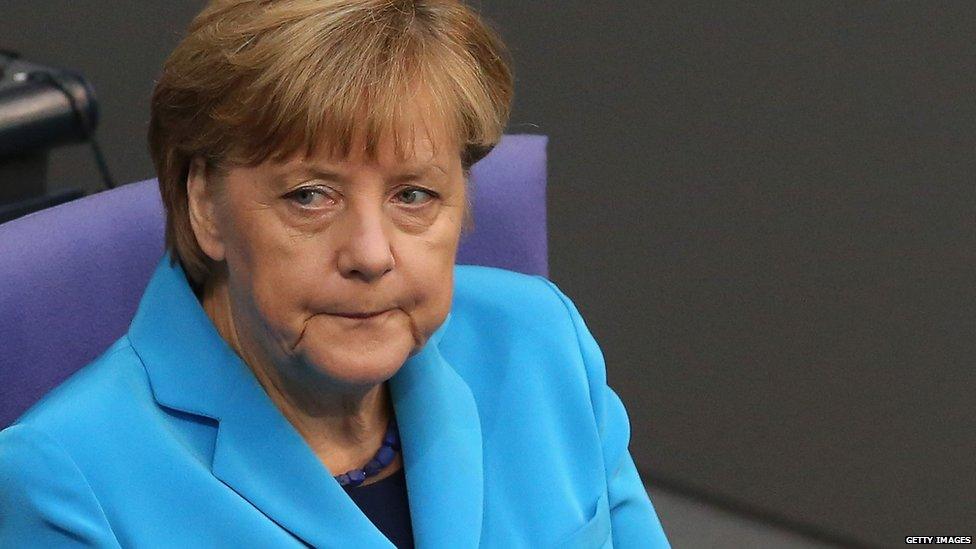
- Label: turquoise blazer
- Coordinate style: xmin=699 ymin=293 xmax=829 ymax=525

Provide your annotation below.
xmin=0 ymin=256 xmax=670 ymax=548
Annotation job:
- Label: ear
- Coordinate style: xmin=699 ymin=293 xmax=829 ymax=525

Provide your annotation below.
xmin=186 ymin=157 xmax=226 ymax=262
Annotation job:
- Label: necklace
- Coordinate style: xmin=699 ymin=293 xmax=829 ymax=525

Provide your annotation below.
xmin=334 ymin=418 xmax=401 ymax=488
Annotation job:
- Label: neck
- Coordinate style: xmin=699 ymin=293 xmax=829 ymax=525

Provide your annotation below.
xmin=200 ymin=276 xmax=393 ymax=475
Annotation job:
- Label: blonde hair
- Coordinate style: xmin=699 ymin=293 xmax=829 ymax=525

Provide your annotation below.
xmin=149 ymin=0 xmax=514 ymax=288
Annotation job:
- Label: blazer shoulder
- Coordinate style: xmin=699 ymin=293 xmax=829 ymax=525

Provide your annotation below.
xmin=0 ymin=422 xmax=121 ymax=546
xmin=454 ymin=263 xmax=546 ymax=291
xmin=453 ymin=264 xmax=576 ymax=327
xmin=9 ymin=337 xmax=149 ymax=443
xmin=448 ymin=265 xmax=600 ymax=394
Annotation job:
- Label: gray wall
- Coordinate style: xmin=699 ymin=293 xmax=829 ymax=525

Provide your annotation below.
xmin=3 ymin=2 xmax=974 ymax=547
xmin=482 ymin=4 xmax=975 ymax=546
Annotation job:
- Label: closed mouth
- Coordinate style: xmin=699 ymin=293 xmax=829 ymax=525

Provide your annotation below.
xmin=332 ymin=309 xmax=390 ymax=319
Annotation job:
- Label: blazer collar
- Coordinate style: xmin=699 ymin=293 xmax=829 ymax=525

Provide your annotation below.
xmin=128 ymin=255 xmax=483 ymax=548
xmin=390 ymin=327 xmax=483 ymax=548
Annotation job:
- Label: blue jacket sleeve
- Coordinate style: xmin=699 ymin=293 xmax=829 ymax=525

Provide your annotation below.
xmin=0 ymin=424 xmax=121 ymax=547
xmin=538 ymin=277 xmax=671 ymax=548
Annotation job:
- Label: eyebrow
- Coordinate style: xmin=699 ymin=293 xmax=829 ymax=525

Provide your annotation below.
xmin=281 ymin=163 xmax=447 ymax=185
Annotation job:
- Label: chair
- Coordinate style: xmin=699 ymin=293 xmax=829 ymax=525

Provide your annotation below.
xmin=0 ymin=134 xmax=548 ymax=428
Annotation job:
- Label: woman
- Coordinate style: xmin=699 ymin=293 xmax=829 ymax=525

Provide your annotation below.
xmin=0 ymin=1 xmax=670 ymax=547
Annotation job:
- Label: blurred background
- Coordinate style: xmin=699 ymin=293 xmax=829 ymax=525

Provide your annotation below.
xmin=2 ymin=2 xmax=973 ymax=547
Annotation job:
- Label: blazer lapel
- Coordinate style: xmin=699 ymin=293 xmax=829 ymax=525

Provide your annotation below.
xmin=390 ymin=313 xmax=485 ymax=548
xmin=209 ymin=377 xmax=392 ymax=548
xmin=130 ymin=256 xmax=393 ymax=548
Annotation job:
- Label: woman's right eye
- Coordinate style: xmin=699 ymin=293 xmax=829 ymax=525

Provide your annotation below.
xmin=285 ymin=187 xmax=332 ymax=208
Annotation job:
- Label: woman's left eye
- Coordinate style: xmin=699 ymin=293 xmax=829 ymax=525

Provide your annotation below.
xmin=395 ymin=188 xmax=436 ymax=205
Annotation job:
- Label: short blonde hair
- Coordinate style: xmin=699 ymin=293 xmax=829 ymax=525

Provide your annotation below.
xmin=149 ymin=0 xmax=514 ymax=289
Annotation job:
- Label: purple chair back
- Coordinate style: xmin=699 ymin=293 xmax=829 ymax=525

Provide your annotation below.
xmin=0 ymin=134 xmax=547 ymax=427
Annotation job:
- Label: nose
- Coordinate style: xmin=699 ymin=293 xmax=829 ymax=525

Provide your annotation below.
xmin=335 ymin=203 xmax=395 ymax=282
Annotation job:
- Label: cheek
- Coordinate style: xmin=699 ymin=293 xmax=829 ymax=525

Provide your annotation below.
xmin=227 ymin=267 xmax=300 ymax=354
xmin=404 ymin=241 xmax=457 ymax=337
xmin=229 ymin=245 xmax=324 ymax=347
xmin=223 ymin=207 xmax=324 ymax=315
xmin=409 ymin=274 xmax=453 ymax=346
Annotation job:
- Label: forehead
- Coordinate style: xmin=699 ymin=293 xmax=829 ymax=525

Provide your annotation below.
xmin=258 ymin=118 xmax=458 ymax=184
xmin=278 ymin=134 xmax=449 ymax=181
xmin=287 ymin=97 xmax=460 ymax=171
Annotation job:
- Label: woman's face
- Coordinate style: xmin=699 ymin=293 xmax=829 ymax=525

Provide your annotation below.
xmin=194 ymin=119 xmax=465 ymax=390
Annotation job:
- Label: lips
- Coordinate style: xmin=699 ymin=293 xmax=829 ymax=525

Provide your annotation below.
xmin=331 ymin=309 xmax=390 ymax=319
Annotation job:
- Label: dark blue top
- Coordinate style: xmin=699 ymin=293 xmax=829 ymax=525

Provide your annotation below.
xmin=343 ymin=467 xmax=415 ymax=548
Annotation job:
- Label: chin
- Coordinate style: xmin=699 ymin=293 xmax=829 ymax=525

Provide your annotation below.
xmin=300 ymin=340 xmax=413 ymax=388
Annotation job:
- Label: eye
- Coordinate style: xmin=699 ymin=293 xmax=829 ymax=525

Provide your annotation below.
xmin=395 ymin=187 xmax=436 ymax=206
xmin=284 ymin=186 xmax=333 ymax=208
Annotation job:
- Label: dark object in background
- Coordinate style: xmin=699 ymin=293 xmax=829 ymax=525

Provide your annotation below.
xmin=0 ymin=53 xmax=98 ymax=157
xmin=0 ymin=50 xmax=109 ymax=223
